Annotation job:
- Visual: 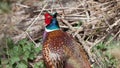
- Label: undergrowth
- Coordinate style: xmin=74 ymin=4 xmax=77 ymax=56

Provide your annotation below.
xmin=92 ymin=40 xmax=120 ymax=68
xmin=0 ymin=0 xmax=11 ymax=14
xmin=0 ymin=38 xmax=45 ymax=68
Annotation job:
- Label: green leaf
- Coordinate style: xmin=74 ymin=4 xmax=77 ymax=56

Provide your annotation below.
xmin=0 ymin=57 xmax=1 ymax=64
xmin=0 ymin=1 xmax=11 ymax=14
xmin=7 ymin=38 xmax=14 ymax=49
xmin=5 ymin=65 xmax=13 ymax=68
xmin=35 ymin=47 xmax=42 ymax=54
xmin=16 ymin=62 xmax=27 ymax=68
xmin=23 ymin=45 xmax=31 ymax=52
xmin=22 ymin=51 xmax=30 ymax=62
xmin=34 ymin=61 xmax=45 ymax=68
xmin=9 ymin=46 xmax=22 ymax=57
xmin=1 ymin=59 xmax=8 ymax=65
xmin=29 ymin=53 xmax=35 ymax=60
xmin=24 ymin=50 xmax=30 ymax=58
xmin=0 ymin=65 xmax=1 ymax=68
xmin=96 ymin=42 xmax=106 ymax=51
xmin=18 ymin=39 xmax=27 ymax=46
xmin=10 ymin=56 xmax=20 ymax=65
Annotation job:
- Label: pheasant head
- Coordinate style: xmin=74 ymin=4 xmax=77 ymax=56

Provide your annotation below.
xmin=44 ymin=12 xmax=60 ymax=32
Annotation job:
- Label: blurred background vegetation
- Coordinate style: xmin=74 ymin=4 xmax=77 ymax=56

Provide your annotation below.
xmin=0 ymin=0 xmax=120 ymax=68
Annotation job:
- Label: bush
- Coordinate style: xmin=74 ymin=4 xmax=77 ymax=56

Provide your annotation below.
xmin=0 ymin=38 xmax=45 ymax=68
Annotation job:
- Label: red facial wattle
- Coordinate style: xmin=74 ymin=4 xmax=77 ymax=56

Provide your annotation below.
xmin=44 ymin=13 xmax=53 ymax=26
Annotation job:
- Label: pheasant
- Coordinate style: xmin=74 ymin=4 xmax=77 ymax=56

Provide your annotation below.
xmin=42 ymin=12 xmax=91 ymax=68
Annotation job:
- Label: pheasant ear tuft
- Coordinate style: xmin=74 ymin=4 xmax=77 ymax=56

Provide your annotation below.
xmin=52 ymin=12 xmax=58 ymax=18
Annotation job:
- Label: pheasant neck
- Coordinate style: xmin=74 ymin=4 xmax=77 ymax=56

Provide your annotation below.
xmin=45 ymin=27 xmax=59 ymax=32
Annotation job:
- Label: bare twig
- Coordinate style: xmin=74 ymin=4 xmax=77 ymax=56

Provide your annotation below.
xmin=26 ymin=1 xmax=48 ymax=32
xmin=60 ymin=19 xmax=75 ymax=31
xmin=73 ymin=26 xmax=83 ymax=37
xmin=25 ymin=32 xmax=38 ymax=47
xmin=105 ymin=30 xmax=120 ymax=46
xmin=16 ymin=3 xmax=29 ymax=8
xmin=35 ymin=55 xmax=43 ymax=62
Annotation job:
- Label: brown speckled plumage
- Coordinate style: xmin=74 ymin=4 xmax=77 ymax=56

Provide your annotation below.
xmin=42 ymin=30 xmax=91 ymax=68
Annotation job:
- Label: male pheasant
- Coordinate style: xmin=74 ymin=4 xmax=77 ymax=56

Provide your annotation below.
xmin=42 ymin=12 xmax=91 ymax=68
